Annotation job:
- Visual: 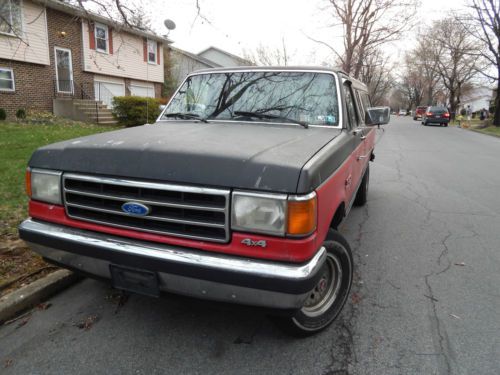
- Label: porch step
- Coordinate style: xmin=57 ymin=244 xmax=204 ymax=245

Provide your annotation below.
xmin=53 ymin=98 xmax=117 ymax=125
xmin=74 ymin=103 xmax=108 ymax=110
xmin=73 ymin=99 xmax=104 ymax=105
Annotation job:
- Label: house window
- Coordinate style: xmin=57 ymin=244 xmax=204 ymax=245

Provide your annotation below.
xmin=95 ymin=23 xmax=109 ymax=53
xmin=147 ymin=40 xmax=157 ymax=64
xmin=0 ymin=68 xmax=15 ymax=91
xmin=0 ymin=0 xmax=22 ymax=36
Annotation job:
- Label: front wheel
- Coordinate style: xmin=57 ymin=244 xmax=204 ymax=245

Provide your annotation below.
xmin=272 ymin=229 xmax=353 ymax=337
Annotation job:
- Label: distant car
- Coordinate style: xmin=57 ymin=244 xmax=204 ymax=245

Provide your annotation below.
xmin=399 ymin=109 xmax=407 ymax=116
xmin=421 ymin=106 xmax=450 ymax=126
xmin=413 ymin=106 xmax=427 ymax=120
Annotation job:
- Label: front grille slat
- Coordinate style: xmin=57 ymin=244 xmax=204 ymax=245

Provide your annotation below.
xmin=64 ymin=188 xmax=226 ymax=212
xmin=63 ymin=174 xmax=230 ymax=243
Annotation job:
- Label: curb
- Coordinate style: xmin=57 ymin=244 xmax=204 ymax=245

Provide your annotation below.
xmin=469 ymin=128 xmax=500 ymax=139
xmin=0 ymin=269 xmax=81 ymax=324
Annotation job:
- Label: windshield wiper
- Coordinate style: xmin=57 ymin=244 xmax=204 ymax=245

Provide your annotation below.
xmin=164 ymin=112 xmax=209 ymax=123
xmin=233 ymin=111 xmax=309 ymax=129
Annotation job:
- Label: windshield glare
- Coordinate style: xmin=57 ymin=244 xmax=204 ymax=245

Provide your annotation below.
xmin=163 ymin=71 xmax=339 ymax=126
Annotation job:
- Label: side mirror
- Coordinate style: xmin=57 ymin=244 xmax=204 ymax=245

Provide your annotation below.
xmin=365 ymin=106 xmax=390 ymax=126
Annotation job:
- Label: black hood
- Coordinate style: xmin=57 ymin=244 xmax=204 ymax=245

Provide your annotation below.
xmin=29 ymin=121 xmax=341 ymax=193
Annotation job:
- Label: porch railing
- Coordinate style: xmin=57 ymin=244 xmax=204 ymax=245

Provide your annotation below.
xmin=53 ymin=80 xmax=113 ymax=124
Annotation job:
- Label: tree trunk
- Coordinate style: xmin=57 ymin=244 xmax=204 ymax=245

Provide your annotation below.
xmin=449 ymin=89 xmax=457 ymax=120
xmin=494 ymin=80 xmax=500 ymax=127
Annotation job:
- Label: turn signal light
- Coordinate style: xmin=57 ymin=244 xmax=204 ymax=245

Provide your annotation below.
xmin=444 ymin=113 xmax=450 ymax=117
xmin=287 ymin=194 xmax=317 ymax=236
xmin=25 ymin=169 xmax=32 ymax=197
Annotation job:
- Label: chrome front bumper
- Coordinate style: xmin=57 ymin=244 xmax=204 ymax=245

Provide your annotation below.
xmin=19 ymin=219 xmax=326 ymax=309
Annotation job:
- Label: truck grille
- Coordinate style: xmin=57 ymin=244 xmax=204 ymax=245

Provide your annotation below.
xmin=62 ymin=174 xmax=230 ymax=243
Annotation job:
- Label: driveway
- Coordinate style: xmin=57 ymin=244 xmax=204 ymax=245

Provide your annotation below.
xmin=1 ymin=117 xmax=499 ymax=374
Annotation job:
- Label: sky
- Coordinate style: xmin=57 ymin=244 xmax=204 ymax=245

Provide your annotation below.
xmin=146 ymin=0 xmax=469 ymax=65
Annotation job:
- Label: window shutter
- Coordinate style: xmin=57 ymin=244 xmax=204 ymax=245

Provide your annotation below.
xmin=157 ymin=43 xmax=160 ymax=65
xmin=143 ymin=38 xmax=147 ymax=62
xmin=89 ymin=22 xmax=95 ymax=50
xmin=108 ymin=27 xmax=113 ymax=54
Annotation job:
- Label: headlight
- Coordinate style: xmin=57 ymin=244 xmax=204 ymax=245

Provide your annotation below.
xmin=231 ymin=191 xmax=317 ymax=237
xmin=232 ymin=192 xmax=287 ymax=236
xmin=28 ymin=168 xmax=62 ymax=205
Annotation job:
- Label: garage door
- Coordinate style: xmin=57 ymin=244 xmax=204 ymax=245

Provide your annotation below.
xmin=94 ymin=81 xmax=125 ymax=107
xmin=130 ymin=85 xmax=155 ymax=98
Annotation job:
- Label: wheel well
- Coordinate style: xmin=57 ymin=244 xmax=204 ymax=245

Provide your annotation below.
xmin=330 ymin=203 xmax=345 ymax=230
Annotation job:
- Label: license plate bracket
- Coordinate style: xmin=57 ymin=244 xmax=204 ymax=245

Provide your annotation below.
xmin=110 ymin=264 xmax=160 ymax=297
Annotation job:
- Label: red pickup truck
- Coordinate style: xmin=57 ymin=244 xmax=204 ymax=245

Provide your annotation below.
xmin=20 ymin=67 xmax=389 ymax=335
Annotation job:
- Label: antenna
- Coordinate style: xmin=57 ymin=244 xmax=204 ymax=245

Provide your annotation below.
xmin=164 ymin=19 xmax=176 ymax=31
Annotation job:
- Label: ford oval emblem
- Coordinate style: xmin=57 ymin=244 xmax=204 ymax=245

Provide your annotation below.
xmin=121 ymin=202 xmax=150 ymax=216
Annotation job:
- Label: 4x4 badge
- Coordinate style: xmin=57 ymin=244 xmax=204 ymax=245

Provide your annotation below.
xmin=241 ymin=239 xmax=267 ymax=248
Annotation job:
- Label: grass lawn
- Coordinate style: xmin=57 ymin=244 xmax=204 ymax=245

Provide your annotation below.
xmin=0 ymin=121 xmax=120 ymax=294
xmin=473 ymin=125 xmax=500 ymax=137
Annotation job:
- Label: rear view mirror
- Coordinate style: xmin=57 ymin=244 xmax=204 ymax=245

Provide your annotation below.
xmin=365 ymin=106 xmax=390 ymax=126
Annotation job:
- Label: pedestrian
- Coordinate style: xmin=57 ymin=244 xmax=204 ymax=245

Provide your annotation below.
xmin=466 ymin=105 xmax=472 ymax=125
xmin=479 ymin=108 xmax=487 ymax=121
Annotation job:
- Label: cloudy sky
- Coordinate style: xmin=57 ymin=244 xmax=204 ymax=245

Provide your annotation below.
xmin=146 ymin=0 xmax=469 ymax=65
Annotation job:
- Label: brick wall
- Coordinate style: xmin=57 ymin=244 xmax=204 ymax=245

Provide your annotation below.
xmin=0 ymin=58 xmax=52 ymax=117
xmin=47 ymin=8 xmax=94 ymax=97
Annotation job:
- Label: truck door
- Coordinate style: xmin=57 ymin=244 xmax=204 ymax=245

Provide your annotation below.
xmin=342 ymin=82 xmax=364 ymax=203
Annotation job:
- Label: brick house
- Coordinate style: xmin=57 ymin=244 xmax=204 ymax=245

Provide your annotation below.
xmin=0 ymin=0 xmax=168 ymax=123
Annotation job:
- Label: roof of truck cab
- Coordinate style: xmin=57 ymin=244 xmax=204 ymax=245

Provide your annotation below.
xmin=189 ymin=66 xmax=368 ymax=91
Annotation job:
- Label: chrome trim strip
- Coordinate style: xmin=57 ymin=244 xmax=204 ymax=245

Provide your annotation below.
xmin=64 ymin=214 xmax=227 ymax=243
xmin=66 ymin=202 xmax=226 ymax=228
xmin=232 ymin=191 xmax=287 ymax=201
xmin=20 ymin=219 xmax=326 ymax=281
xmin=64 ymin=188 xmax=226 ymax=212
xmin=288 ymin=191 xmax=317 ymax=202
xmin=31 ymin=168 xmax=63 ymax=177
xmin=157 ymin=69 xmax=343 ymax=129
xmin=63 ymin=173 xmax=230 ymax=197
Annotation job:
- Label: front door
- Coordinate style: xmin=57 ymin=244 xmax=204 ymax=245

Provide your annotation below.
xmin=55 ymin=47 xmax=73 ymax=94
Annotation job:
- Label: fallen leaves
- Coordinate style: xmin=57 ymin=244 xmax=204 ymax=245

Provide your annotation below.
xmin=3 ymin=358 xmax=13 ymax=368
xmin=351 ymin=292 xmax=362 ymax=304
xmin=75 ymin=314 xmax=99 ymax=331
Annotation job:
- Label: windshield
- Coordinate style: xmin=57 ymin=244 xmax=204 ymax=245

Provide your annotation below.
xmin=162 ymin=71 xmax=340 ymax=126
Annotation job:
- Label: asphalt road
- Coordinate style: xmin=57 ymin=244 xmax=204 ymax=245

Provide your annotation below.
xmin=2 ymin=117 xmax=500 ymax=375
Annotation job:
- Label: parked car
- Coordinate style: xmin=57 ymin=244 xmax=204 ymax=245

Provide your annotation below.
xmin=399 ymin=109 xmax=407 ymax=116
xmin=422 ymin=106 xmax=450 ymax=126
xmin=413 ymin=106 xmax=427 ymax=120
xmin=19 ymin=67 xmax=390 ymax=336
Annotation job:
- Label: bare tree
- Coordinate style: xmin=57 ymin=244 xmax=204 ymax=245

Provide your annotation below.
xmin=308 ymin=0 xmax=417 ymax=79
xmin=463 ymin=0 xmax=500 ymax=126
xmin=243 ymin=38 xmax=292 ymax=66
xmin=399 ymin=38 xmax=443 ymax=109
xmin=359 ymin=48 xmax=394 ymax=105
xmin=426 ymin=17 xmax=480 ymax=118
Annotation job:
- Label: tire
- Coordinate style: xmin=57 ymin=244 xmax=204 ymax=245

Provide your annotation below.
xmin=445 ymin=124 xmax=448 ymax=127
xmin=413 ymin=117 xmax=417 ymax=121
xmin=272 ymin=229 xmax=353 ymax=337
xmin=353 ymin=164 xmax=369 ymax=207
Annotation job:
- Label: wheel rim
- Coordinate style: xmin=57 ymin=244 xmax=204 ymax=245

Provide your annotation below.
xmin=301 ymin=252 xmax=343 ymax=318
